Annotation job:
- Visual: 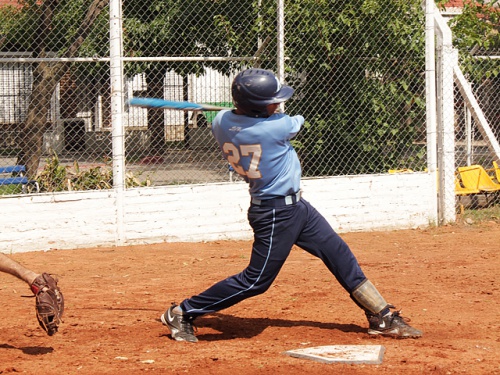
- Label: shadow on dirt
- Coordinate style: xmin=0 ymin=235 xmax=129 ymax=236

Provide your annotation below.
xmin=191 ymin=313 xmax=365 ymax=341
xmin=0 ymin=343 xmax=54 ymax=355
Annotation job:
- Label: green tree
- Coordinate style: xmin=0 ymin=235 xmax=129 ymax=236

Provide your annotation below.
xmin=0 ymin=0 xmax=108 ymax=178
xmin=279 ymin=0 xmax=427 ymax=175
xmin=0 ymin=0 xmax=452 ymax=178
xmin=122 ymin=0 xmax=261 ymax=151
xmin=122 ymin=0 xmax=429 ymax=174
xmin=438 ymin=0 xmax=499 ymax=138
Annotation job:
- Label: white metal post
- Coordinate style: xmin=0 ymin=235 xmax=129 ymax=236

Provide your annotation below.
xmin=439 ymin=45 xmax=458 ymax=224
xmin=110 ymin=0 xmax=125 ymax=245
xmin=433 ymin=4 xmax=457 ymax=224
xmin=277 ymin=0 xmax=285 ymax=112
xmin=425 ymin=0 xmax=438 ymax=225
xmin=465 ymin=105 xmax=472 ymax=165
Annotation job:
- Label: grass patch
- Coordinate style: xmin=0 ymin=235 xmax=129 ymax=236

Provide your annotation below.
xmin=459 ymin=203 xmax=500 ymax=224
xmin=0 ymin=184 xmax=23 ymax=195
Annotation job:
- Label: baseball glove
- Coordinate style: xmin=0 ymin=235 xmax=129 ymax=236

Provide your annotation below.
xmin=30 ymin=273 xmax=64 ymax=336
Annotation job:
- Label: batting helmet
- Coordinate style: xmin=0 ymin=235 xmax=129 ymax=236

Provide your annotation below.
xmin=231 ymin=69 xmax=294 ymax=117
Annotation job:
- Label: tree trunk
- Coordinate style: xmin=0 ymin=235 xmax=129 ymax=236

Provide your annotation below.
xmin=17 ymin=0 xmax=108 ymax=178
xmin=18 ymin=63 xmax=70 ymax=177
xmin=147 ymin=67 xmax=167 ymax=153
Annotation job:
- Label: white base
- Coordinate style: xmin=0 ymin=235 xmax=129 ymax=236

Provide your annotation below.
xmin=284 ymin=345 xmax=385 ymax=365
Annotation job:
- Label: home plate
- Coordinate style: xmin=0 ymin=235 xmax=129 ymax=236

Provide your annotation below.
xmin=284 ymin=345 xmax=385 ymax=364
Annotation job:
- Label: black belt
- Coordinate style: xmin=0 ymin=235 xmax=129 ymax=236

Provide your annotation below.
xmin=251 ymin=191 xmax=301 ymax=207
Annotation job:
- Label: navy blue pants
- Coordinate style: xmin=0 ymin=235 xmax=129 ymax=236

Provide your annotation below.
xmin=181 ymin=198 xmax=367 ymax=317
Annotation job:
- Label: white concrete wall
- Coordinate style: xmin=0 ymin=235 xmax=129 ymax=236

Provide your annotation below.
xmin=0 ymin=172 xmax=436 ymax=254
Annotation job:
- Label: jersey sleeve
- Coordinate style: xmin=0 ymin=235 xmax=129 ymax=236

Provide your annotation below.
xmin=288 ymin=115 xmax=304 ymax=139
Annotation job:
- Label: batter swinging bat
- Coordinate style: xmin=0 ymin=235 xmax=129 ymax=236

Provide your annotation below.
xmin=127 ymin=97 xmax=232 ymax=111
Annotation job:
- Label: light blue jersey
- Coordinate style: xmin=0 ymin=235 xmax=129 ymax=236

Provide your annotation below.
xmin=212 ymin=109 xmax=304 ymax=199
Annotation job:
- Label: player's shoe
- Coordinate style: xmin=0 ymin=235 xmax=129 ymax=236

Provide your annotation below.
xmin=160 ymin=303 xmax=198 ymax=343
xmin=367 ymin=309 xmax=422 ymax=338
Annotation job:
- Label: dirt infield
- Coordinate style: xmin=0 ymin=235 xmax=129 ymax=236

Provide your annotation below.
xmin=1 ymin=222 xmax=499 ymax=375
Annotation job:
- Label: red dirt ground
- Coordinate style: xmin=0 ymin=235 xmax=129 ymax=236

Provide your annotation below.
xmin=1 ymin=222 xmax=499 ymax=375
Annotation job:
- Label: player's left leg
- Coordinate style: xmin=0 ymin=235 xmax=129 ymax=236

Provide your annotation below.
xmin=163 ymin=204 xmax=303 ymax=342
xmin=179 ymin=204 xmax=300 ymax=316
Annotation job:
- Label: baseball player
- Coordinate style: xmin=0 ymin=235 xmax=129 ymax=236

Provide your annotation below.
xmin=161 ymin=68 xmax=422 ymax=342
xmin=0 ymin=252 xmax=64 ymax=335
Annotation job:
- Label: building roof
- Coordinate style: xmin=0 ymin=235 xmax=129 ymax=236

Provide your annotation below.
xmin=444 ymin=0 xmax=464 ymax=6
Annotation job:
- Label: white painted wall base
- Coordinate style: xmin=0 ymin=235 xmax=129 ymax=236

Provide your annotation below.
xmin=0 ymin=173 xmax=436 ymax=254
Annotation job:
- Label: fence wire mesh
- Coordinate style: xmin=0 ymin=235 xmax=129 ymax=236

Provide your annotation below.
xmin=0 ymin=0 xmax=498 ymax=214
xmin=443 ymin=0 xmax=500 ymax=211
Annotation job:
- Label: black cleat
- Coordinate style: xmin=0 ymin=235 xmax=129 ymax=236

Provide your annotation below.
xmin=160 ymin=303 xmax=198 ymax=343
xmin=367 ymin=308 xmax=422 ymax=339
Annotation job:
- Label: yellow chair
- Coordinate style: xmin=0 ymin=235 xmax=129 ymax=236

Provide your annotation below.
xmin=388 ymin=169 xmax=413 ymax=174
xmin=458 ymin=165 xmax=500 ymax=192
xmin=455 ymin=174 xmax=481 ymax=213
xmin=458 ymin=165 xmax=500 ymax=204
xmin=458 ymin=166 xmax=480 ymax=191
xmin=492 ymin=161 xmax=500 ymax=183
xmin=455 ymin=175 xmax=480 ymax=196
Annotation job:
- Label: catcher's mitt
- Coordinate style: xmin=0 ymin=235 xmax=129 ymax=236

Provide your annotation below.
xmin=30 ymin=273 xmax=64 ymax=336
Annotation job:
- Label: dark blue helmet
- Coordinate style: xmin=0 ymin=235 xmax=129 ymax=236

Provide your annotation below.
xmin=231 ymin=69 xmax=294 ymax=117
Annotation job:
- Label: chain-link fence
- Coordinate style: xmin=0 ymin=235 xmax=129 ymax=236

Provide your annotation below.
xmin=0 ymin=1 xmax=499 ymax=214
xmin=435 ymin=0 xmax=500 ymax=218
xmin=453 ymin=35 xmax=500 ymax=167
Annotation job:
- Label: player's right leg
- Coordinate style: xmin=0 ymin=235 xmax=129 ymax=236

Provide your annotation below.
xmin=352 ymin=280 xmax=423 ymax=338
xmin=365 ymin=306 xmax=423 ymax=338
xmin=294 ymin=199 xmax=422 ymax=339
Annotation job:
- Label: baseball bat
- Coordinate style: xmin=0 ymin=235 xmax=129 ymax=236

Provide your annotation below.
xmin=127 ymin=97 xmax=232 ymax=111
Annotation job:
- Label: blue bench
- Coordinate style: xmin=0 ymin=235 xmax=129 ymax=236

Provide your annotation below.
xmin=0 ymin=165 xmax=40 ymax=193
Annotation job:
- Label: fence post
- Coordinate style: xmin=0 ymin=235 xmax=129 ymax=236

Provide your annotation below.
xmin=425 ymin=0 xmax=438 ymax=225
xmin=434 ymin=6 xmax=457 ymax=224
xmin=110 ymin=0 xmax=126 ymax=244
xmin=439 ymin=46 xmax=458 ymax=224
xmin=277 ymin=0 xmax=285 ymax=112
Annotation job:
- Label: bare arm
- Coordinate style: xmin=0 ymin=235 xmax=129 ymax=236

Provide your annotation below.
xmin=0 ymin=253 xmax=38 ymax=286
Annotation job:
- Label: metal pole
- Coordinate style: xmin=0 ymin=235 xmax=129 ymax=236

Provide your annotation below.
xmin=110 ymin=0 xmax=125 ymax=245
xmin=465 ymin=105 xmax=472 ymax=165
xmin=433 ymin=3 xmax=457 ymax=224
xmin=425 ymin=0 xmax=438 ymax=225
xmin=277 ymin=0 xmax=285 ymax=112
